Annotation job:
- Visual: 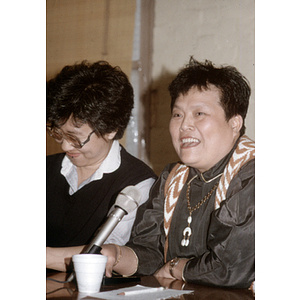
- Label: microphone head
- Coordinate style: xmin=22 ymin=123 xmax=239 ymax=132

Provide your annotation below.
xmin=115 ymin=186 xmax=142 ymax=214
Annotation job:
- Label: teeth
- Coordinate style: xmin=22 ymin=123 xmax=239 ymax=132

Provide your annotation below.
xmin=181 ymin=138 xmax=200 ymax=143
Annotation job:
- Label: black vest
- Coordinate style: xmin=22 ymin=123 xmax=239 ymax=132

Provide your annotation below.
xmin=46 ymin=146 xmax=156 ymax=247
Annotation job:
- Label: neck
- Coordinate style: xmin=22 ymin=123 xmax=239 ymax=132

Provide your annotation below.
xmin=76 ymin=164 xmax=100 ymax=186
xmin=76 ymin=150 xmax=111 ymax=186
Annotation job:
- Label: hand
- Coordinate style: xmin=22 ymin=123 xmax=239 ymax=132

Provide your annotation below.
xmin=46 ymin=246 xmax=85 ymax=272
xmin=155 ymin=276 xmax=185 ymax=290
xmin=154 ymin=258 xmax=190 ymax=280
xmin=101 ymin=244 xmax=138 ymax=277
xmin=154 ymin=262 xmax=174 ymax=279
xmin=100 ymin=244 xmax=118 ymax=277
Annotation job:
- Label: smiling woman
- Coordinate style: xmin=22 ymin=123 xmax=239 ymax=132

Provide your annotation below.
xmin=100 ymin=58 xmax=255 ymax=290
xmin=169 ymin=85 xmax=243 ymax=173
xmin=46 ymin=61 xmax=157 ymax=272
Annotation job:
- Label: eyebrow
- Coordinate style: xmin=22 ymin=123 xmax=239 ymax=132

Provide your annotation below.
xmin=58 ymin=128 xmax=82 ymax=137
xmin=172 ymin=103 xmax=210 ymax=111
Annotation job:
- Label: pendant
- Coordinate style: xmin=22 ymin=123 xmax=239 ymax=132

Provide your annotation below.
xmin=181 ymin=215 xmax=192 ymax=247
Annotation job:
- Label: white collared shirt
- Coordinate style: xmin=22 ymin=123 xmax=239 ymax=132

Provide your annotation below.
xmin=60 ymin=140 xmax=155 ymax=245
xmin=61 ymin=140 xmax=122 ymax=195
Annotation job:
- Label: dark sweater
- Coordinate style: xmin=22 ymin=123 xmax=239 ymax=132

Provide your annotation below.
xmin=46 ymin=146 xmax=157 ymax=247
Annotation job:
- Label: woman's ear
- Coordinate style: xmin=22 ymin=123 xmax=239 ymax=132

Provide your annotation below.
xmin=230 ymin=114 xmax=243 ymax=133
xmin=106 ymin=131 xmax=117 ymax=140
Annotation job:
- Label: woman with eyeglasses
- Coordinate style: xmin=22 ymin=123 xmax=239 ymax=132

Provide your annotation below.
xmin=46 ymin=61 xmax=157 ymax=272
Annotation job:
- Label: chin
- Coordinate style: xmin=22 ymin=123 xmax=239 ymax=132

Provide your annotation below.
xmin=180 ymin=158 xmax=196 ymax=168
xmin=180 ymin=158 xmax=205 ymax=172
xmin=179 ymin=153 xmax=198 ymax=165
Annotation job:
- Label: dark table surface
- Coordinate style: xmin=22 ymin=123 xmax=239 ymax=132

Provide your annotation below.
xmin=46 ymin=271 xmax=254 ymax=300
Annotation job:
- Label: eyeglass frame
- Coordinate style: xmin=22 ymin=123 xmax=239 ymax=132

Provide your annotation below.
xmin=47 ymin=126 xmax=95 ymax=149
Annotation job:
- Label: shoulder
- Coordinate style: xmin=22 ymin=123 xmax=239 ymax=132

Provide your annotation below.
xmin=119 ymin=146 xmax=156 ymax=176
xmin=161 ymin=162 xmax=182 ymax=175
xmin=138 ymin=162 xmax=180 ymax=200
xmin=119 ymin=146 xmax=142 ymax=164
xmin=151 ymin=162 xmax=183 ymax=195
xmin=156 ymin=162 xmax=180 ymax=183
xmin=237 ymin=158 xmax=255 ymax=180
xmin=46 ymin=153 xmax=65 ymax=169
xmin=46 ymin=153 xmax=65 ymax=181
xmin=216 ymin=159 xmax=255 ymax=225
xmin=226 ymin=158 xmax=255 ymax=196
xmin=46 ymin=153 xmax=66 ymax=186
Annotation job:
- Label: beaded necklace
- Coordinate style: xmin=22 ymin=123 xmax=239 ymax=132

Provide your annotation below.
xmin=181 ymin=175 xmax=219 ymax=247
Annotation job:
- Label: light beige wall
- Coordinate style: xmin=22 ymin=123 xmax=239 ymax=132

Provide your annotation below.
xmin=149 ymin=0 xmax=255 ymax=174
xmin=47 ymin=0 xmax=136 ymax=80
xmin=46 ymin=0 xmax=136 ymax=156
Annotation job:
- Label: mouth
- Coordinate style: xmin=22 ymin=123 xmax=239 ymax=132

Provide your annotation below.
xmin=66 ymin=152 xmax=81 ymax=159
xmin=180 ymin=137 xmax=200 ymax=148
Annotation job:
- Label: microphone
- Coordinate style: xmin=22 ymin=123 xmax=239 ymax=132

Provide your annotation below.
xmin=66 ymin=186 xmax=142 ymax=282
xmin=85 ymin=185 xmax=141 ymax=253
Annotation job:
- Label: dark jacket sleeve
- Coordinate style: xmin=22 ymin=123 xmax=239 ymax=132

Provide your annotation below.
xmin=183 ymin=159 xmax=255 ymax=288
xmin=126 ymin=164 xmax=176 ymax=274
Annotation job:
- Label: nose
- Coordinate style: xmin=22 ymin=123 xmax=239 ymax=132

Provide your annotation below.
xmin=180 ymin=115 xmax=194 ymax=132
xmin=60 ymin=138 xmax=76 ymax=152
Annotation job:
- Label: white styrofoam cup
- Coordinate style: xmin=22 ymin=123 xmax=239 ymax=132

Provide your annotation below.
xmin=72 ymin=254 xmax=107 ymax=294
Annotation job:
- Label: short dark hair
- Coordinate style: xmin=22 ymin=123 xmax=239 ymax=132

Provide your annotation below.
xmin=47 ymin=60 xmax=134 ymax=140
xmin=168 ymin=57 xmax=251 ymax=136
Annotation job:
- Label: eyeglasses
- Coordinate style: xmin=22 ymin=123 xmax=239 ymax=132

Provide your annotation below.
xmin=47 ymin=127 xmax=95 ymax=149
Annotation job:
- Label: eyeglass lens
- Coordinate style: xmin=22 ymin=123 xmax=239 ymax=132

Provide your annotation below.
xmin=47 ymin=128 xmax=82 ymax=149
